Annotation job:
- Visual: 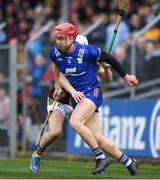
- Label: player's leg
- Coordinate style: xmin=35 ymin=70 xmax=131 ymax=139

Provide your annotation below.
xmin=37 ymin=110 xmax=64 ymax=150
xmin=86 ymin=113 xmax=122 ymax=157
xmin=70 ymin=98 xmax=99 ymax=148
xmin=70 ymin=98 xmax=109 ymax=174
xmin=86 ymin=113 xmax=139 ymax=175
xmin=30 ymin=102 xmax=65 ymax=173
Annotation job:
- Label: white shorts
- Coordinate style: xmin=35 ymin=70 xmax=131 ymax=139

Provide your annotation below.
xmin=54 ymin=101 xmax=73 ymax=118
xmin=47 ymin=99 xmax=73 ymax=119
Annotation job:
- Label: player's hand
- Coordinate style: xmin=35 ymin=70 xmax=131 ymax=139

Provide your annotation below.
xmin=71 ymin=90 xmax=85 ymax=103
xmin=53 ymin=88 xmax=64 ymax=100
xmin=124 ymin=74 xmax=138 ymax=86
xmin=104 ymin=63 xmax=111 ymax=69
xmin=47 ymin=97 xmax=55 ymax=113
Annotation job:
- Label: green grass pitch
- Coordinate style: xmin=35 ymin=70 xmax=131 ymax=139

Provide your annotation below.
xmin=0 ymin=158 xmax=159 ymax=179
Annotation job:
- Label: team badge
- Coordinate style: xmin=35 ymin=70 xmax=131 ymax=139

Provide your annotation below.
xmin=55 ymin=48 xmax=61 ymax=57
xmin=77 ymin=57 xmax=82 ymax=64
xmin=77 ymin=49 xmax=85 ymax=64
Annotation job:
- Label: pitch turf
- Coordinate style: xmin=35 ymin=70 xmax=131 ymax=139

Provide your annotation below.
xmin=0 ymin=158 xmax=159 ymax=179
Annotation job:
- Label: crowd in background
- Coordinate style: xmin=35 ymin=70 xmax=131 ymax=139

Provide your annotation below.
xmin=0 ymin=0 xmax=159 ymax=81
xmin=0 ymin=0 xmax=160 ymax=150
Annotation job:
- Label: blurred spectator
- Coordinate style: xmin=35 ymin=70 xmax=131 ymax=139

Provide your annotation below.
xmin=95 ymin=0 xmax=109 ymax=14
xmin=0 ymin=9 xmax=4 ymax=22
xmin=143 ymin=24 xmax=160 ymax=42
xmin=18 ymin=20 xmax=30 ymax=46
xmin=0 ymin=30 xmax=6 ymax=44
xmin=0 ymin=87 xmax=10 ymax=147
xmin=148 ymin=0 xmax=160 ymax=14
xmin=45 ymin=0 xmax=61 ymax=21
xmin=136 ymin=36 xmax=146 ymax=58
xmin=28 ymin=54 xmax=49 ymax=124
xmin=26 ymin=53 xmax=50 ymax=149
xmin=0 ymin=73 xmax=4 ymax=80
xmin=143 ymin=40 xmax=160 ymax=80
xmin=109 ymin=46 xmax=129 ymax=89
xmin=69 ymin=12 xmax=85 ymax=33
xmin=6 ymin=16 xmax=19 ymax=45
xmin=0 ymin=72 xmax=8 ymax=90
xmin=137 ymin=4 xmax=155 ymax=24
xmin=0 ymin=87 xmax=10 ymax=127
xmin=128 ymin=14 xmax=143 ymax=33
xmin=32 ymin=4 xmax=46 ymax=33
xmin=69 ymin=0 xmax=80 ymax=18
xmin=25 ymin=8 xmax=35 ymax=26
xmin=108 ymin=0 xmax=118 ymax=12
xmin=41 ymin=63 xmax=54 ymax=82
xmin=87 ymin=14 xmax=108 ymax=48
xmin=134 ymin=36 xmax=148 ymax=82
xmin=5 ymin=2 xmax=16 ymax=17
xmin=28 ymin=37 xmax=44 ymax=59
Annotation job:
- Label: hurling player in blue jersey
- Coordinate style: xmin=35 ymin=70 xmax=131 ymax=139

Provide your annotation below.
xmin=29 ymin=34 xmax=113 ymax=174
xmin=50 ymin=23 xmax=139 ymax=176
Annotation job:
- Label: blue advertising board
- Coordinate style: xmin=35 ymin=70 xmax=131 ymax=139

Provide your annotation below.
xmin=66 ymin=99 xmax=160 ymax=158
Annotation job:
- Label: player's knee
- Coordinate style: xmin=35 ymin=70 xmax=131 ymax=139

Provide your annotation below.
xmin=70 ymin=118 xmax=80 ymax=130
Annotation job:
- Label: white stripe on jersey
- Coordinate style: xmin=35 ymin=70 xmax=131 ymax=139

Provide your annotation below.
xmin=70 ymin=71 xmax=86 ymax=76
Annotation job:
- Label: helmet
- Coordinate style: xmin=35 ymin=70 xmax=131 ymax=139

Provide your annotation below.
xmin=53 ymin=23 xmax=77 ymax=39
xmin=75 ymin=35 xmax=88 ymax=45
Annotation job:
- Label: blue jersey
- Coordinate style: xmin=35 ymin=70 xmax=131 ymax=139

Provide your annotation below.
xmin=50 ymin=41 xmax=101 ymax=92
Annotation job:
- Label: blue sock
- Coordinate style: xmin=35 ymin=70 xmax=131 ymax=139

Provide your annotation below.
xmin=118 ymin=153 xmax=132 ymax=167
xmin=93 ymin=147 xmax=106 ymax=159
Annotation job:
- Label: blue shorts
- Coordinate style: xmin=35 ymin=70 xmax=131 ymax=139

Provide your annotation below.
xmin=72 ymin=87 xmax=103 ymax=112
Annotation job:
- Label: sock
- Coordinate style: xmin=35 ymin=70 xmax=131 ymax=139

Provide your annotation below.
xmin=93 ymin=147 xmax=106 ymax=160
xmin=118 ymin=153 xmax=132 ymax=167
xmin=34 ymin=146 xmax=45 ymax=157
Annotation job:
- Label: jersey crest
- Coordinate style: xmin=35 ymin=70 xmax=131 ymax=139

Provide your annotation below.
xmin=77 ymin=49 xmax=85 ymax=64
xmin=55 ymin=48 xmax=61 ymax=57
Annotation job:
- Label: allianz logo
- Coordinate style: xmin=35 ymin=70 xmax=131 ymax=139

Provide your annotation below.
xmin=98 ymin=106 xmax=146 ymax=151
xmin=99 ymin=103 xmax=160 ymax=158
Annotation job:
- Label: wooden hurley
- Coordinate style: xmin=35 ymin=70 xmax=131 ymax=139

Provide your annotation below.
xmin=108 ymin=0 xmax=131 ymax=53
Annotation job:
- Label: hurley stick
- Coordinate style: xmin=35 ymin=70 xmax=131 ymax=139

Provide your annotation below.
xmin=108 ymin=0 xmax=131 ymax=53
xmin=35 ymin=100 xmax=56 ymax=148
xmin=35 ymin=111 xmax=52 ymax=148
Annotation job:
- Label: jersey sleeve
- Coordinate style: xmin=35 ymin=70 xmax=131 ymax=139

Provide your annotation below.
xmin=87 ymin=45 xmax=101 ymax=62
